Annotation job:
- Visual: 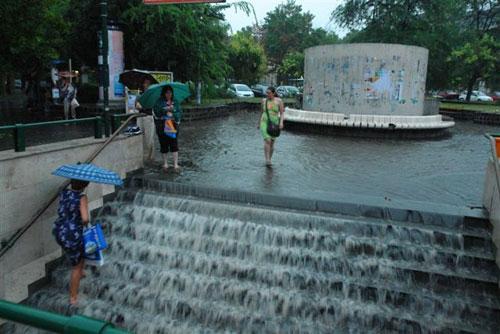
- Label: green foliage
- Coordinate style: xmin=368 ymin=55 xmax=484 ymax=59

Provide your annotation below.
xmin=333 ymin=0 xmax=500 ymax=90
xmin=63 ymin=1 xmax=230 ymax=84
xmin=333 ymin=0 xmax=466 ymax=89
xmin=263 ymin=0 xmax=338 ymax=69
xmin=77 ymin=83 xmax=99 ymax=103
xmin=228 ymin=32 xmax=267 ymax=85
xmin=448 ymin=34 xmax=500 ymax=99
xmin=278 ymin=52 xmax=304 ymax=79
xmin=262 ymin=0 xmax=339 ymax=82
xmin=0 ymin=0 xmax=69 ymax=93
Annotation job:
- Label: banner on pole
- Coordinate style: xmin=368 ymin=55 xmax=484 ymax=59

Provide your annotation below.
xmin=144 ymin=0 xmax=225 ymax=4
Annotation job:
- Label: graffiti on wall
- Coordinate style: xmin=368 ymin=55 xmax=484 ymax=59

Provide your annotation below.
xmin=304 ymin=51 xmax=427 ymax=114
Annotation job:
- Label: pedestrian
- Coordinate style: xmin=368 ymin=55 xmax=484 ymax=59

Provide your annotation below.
xmin=52 ymin=179 xmax=89 ymax=306
xmin=153 ymin=85 xmax=182 ymax=171
xmin=258 ymin=86 xmax=284 ymax=166
xmin=135 ymin=78 xmax=155 ymax=157
xmin=61 ymin=78 xmax=78 ymax=119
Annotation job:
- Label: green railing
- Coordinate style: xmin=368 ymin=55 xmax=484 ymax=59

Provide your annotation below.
xmin=0 ymin=117 xmax=103 ymax=152
xmin=0 ymin=299 xmax=130 ymax=334
xmin=0 ymin=113 xmax=145 ymax=259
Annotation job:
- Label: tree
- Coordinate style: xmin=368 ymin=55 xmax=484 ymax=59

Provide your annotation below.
xmin=122 ymin=4 xmax=230 ymax=83
xmin=278 ymin=52 xmax=304 ymax=79
xmin=448 ymin=34 xmax=500 ymax=100
xmin=306 ymin=28 xmax=339 ymax=48
xmin=63 ymin=1 xmax=231 ymax=84
xmin=0 ymin=0 xmax=69 ymax=95
xmin=228 ymin=32 xmax=267 ymax=85
xmin=332 ymin=0 xmax=466 ymax=89
xmin=262 ymin=0 xmax=315 ymax=69
xmin=454 ymin=0 xmax=500 ymax=97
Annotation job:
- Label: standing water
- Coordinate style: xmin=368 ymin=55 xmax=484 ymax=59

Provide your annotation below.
xmin=4 ymin=112 xmax=500 ymax=333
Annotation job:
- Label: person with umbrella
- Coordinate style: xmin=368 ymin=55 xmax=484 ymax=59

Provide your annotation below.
xmin=138 ymin=82 xmax=190 ymax=171
xmin=152 ymin=85 xmax=182 ymax=171
xmin=51 ymin=163 xmax=123 ymax=306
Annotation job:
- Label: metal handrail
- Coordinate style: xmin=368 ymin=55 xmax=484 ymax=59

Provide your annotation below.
xmin=0 ymin=117 xmax=103 ymax=152
xmin=0 ymin=113 xmax=145 ymax=258
xmin=0 ymin=299 xmax=130 ymax=333
xmin=485 ymin=134 xmax=500 ymax=200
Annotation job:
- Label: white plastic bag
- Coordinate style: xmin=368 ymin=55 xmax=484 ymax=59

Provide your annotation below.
xmin=71 ymin=98 xmax=80 ymax=108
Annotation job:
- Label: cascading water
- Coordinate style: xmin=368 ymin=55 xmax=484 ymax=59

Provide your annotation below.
xmin=5 ymin=188 xmax=500 ymax=334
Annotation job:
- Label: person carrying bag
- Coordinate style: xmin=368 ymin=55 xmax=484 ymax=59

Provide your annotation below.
xmin=258 ymin=86 xmax=284 ymax=167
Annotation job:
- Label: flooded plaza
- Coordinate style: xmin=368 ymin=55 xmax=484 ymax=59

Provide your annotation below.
xmin=152 ymin=110 xmax=496 ymax=208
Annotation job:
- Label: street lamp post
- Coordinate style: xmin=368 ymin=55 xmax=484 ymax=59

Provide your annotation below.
xmin=99 ymin=1 xmax=110 ymax=137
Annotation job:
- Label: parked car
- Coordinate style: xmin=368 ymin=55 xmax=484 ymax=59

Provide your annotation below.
xmin=228 ymin=84 xmax=255 ymax=98
xmin=489 ymin=91 xmax=500 ymax=102
xmin=437 ymin=91 xmax=459 ymax=100
xmin=277 ymin=85 xmax=300 ymax=98
xmin=251 ymin=84 xmax=268 ymax=97
xmin=458 ymin=90 xmax=493 ymax=102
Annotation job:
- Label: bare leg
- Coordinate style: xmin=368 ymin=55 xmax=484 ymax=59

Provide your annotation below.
xmin=162 ymin=153 xmax=169 ymax=169
xmin=269 ymin=140 xmax=275 ymax=160
xmin=173 ymin=152 xmax=179 ymax=169
xmin=63 ymin=102 xmax=69 ymax=120
xmin=264 ymin=140 xmax=271 ymax=165
xmin=69 ymin=260 xmax=84 ymax=305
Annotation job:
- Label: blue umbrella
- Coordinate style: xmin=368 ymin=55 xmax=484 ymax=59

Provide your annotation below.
xmin=52 ymin=163 xmax=123 ymax=186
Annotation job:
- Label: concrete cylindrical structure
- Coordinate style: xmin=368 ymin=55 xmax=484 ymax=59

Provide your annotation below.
xmin=303 ymin=43 xmax=429 ymax=115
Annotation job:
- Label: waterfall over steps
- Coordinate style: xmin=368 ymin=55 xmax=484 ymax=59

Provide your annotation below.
xmin=5 ymin=178 xmax=500 ymax=334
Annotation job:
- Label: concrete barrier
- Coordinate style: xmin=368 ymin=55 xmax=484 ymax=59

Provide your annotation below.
xmin=284 ymin=107 xmax=455 ymax=130
xmin=0 ymin=135 xmax=143 ymax=304
xmin=483 ymin=158 xmax=500 ymax=287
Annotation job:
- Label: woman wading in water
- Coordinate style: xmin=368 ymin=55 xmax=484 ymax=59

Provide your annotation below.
xmin=258 ymin=86 xmax=284 ymax=166
xmin=153 ymin=86 xmax=182 ymax=171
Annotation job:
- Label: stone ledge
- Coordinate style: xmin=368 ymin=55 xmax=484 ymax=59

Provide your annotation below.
xmin=0 ymin=135 xmax=135 ymax=162
xmin=135 ymin=176 xmax=487 ymax=231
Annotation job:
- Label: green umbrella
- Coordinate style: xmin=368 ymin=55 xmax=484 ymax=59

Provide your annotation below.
xmin=137 ymin=82 xmax=190 ymax=109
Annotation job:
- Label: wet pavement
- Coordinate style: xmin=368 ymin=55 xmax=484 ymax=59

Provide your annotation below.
xmin=147 ymin=110 xmax=497 ymax=207
xmin=1 ymin=107 xmax=495 ymax=207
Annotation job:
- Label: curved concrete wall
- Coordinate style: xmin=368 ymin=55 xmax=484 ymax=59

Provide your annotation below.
xmin=303 ymin=44 xmax=429 ymax=115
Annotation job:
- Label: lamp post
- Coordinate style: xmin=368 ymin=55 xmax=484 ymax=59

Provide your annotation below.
xmin=99 ymin=1 xmax=110 ymax=137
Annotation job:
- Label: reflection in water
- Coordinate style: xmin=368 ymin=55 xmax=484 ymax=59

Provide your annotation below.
xmin=148 ymin=110 xmax=493 ymax=207
xmin=261 ymin=165 xmax=276 ymax=189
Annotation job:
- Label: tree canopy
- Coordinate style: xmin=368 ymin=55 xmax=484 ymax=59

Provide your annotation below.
xmin=260 ymin=0 xmax=339 ymax=82
xmin=227 ymin=31 xmax=267 ymax=85
xmin=0 ymin=0 xmax=68 ymax=93
xmin=333 ymin=0 xmax=500 ymax=94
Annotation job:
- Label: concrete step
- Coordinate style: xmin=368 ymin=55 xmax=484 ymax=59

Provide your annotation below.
xmin=128 ymin=176 xmax=492 ymax=233
xmin=98 ymin=192 xmax=496 ymax=259
xmin=46 ymin=263 xmax=494 ymax=334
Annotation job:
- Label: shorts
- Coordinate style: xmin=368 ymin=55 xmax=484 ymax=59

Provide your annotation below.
xmin=155 ymin=120 xmax=179 ymax=153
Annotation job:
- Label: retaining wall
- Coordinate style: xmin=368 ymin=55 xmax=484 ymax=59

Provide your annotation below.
xmin=483 ymin=159 xmax=500 ymax=286
xmin=0 ymin=135 xmax=143 ymax=304
xmin=304 ymin=43 xmax=429 ymax=115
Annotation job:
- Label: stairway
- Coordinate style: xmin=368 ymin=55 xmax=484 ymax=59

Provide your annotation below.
xmin=5 ymin=177 xmax=500 ymax=333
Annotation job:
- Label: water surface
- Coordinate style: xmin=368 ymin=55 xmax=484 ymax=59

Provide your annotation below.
xmin=150 ymin=111 xmax=496 ymax=207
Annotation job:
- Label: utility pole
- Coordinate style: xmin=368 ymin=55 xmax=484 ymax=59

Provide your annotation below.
xmin=99 ymin=1 xmax=110 ymax=136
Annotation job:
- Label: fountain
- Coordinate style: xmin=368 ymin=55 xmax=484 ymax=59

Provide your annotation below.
xmin=4 ymin=176 xmax=499 ymax=333
xmin=285 ymin=43 xmax=454 ymax=137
